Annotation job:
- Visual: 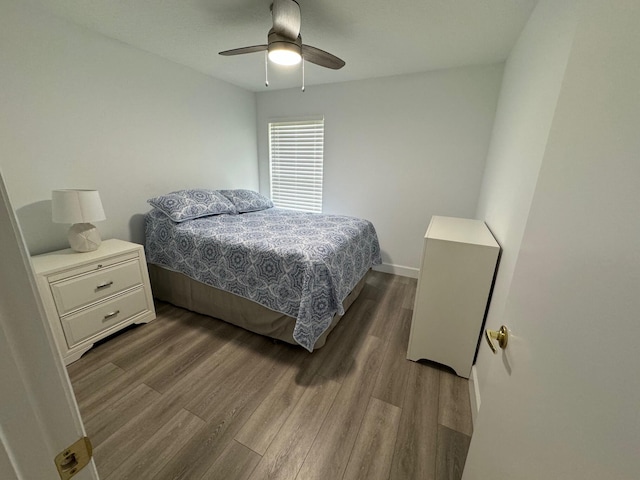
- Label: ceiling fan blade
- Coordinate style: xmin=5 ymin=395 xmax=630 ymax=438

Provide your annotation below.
xmin=301 ymin=44 xmax=345 ymax=70
xmin=272 ymin=0 xmax=300 ymax=39
xmin=219 ymin=45 xmax=268 ymax=56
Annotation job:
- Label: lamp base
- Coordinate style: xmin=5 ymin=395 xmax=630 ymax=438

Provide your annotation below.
xmin=68 ymin=223 xmax=102 ymax=252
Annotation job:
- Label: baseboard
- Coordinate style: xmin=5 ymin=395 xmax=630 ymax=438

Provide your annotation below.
xmin=373 ymin=263 xmax=419 ymax=279
xmin=469 ymin=365 xmax=481 ymax=426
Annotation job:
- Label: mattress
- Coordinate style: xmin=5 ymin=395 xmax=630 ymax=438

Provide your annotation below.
xmin=145 ymin=207 xmax=381 ymax=350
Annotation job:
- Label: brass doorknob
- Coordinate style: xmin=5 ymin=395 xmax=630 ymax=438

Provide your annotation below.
xmin=485 ymin=325 xmax=508 ymax=354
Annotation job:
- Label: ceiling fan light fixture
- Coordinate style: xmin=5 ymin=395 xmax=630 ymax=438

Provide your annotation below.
xmin=268 ymin=42 xmax=302 ymax=66
xmin=218 ymin=0 xmax=345 ymax=80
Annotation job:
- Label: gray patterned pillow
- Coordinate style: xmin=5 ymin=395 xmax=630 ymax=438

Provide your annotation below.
xmin=148 ymin=189 xmax=237 ymax=222
xmin=218 ymin=189 xmax=274 ymax=213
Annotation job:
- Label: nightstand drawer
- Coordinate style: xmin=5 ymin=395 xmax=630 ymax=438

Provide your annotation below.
xmin=51 ymin=259 xmax=143 ymax=315
xmin=61 ymin=287 xmax=149 ymax=347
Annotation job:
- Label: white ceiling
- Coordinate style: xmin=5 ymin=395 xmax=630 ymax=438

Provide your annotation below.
xmin=28 ymin=0 xmax=538 ymax=92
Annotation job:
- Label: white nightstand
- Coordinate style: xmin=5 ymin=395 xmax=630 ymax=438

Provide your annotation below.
xmin=31 ymin=239 xmax=156 ymax=365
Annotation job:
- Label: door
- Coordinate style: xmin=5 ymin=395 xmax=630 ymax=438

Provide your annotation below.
xmin=0 ymin=171 xmax=99 ymax=479
xmin=463 ymin=3 xmax=640 ymax=479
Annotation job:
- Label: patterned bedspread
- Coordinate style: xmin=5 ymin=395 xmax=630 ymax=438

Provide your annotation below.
xmin=145 ymin=207 xmax=382 ymax=351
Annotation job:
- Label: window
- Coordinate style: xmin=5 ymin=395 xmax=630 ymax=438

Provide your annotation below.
xmin=269 ymin=118 xmax=324 ymax=213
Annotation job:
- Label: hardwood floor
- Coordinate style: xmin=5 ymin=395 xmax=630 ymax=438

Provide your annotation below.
xmin=68 ymin=271 xmax=473 ymax=480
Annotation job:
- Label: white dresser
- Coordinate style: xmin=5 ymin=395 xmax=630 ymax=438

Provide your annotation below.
xmin=32 ymin=239 xmax=156 ymax=365
xmin=407 ymin=216 xmax=500 ymax=378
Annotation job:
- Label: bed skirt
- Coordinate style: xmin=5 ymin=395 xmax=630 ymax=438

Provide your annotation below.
xmin=147 ymin=264 xmax=367 ymax=349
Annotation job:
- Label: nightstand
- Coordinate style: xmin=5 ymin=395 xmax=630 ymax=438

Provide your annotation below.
xmin=31 ymin=239 xmax=156 ymax=365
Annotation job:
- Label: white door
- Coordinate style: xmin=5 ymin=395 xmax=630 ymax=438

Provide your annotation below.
xmin=463 ymin=3 xmax=640 ymax=479
xmin=0 ymin=171 xmax=99 ymax=479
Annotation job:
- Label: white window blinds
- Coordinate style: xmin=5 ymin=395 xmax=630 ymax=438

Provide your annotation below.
xmin=269 ymin=119 xmax=324 ymax=213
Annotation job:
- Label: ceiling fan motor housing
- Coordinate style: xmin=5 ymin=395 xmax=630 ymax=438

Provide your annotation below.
xmin=268 ymin=28 xmax=302 ymax=57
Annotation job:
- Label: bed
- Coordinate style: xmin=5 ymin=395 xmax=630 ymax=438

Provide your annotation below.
xmin=144 ymin=189 xmax=381 ymax=351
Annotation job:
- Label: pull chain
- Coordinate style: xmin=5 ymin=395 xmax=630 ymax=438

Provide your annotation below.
xmin=265 ymin=51 xmax=269 ymax=87
xmin=301 ymin=56 xmax=305 ymax=92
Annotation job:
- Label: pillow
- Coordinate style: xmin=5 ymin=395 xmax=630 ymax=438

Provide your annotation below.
xmin=218 ymin=189 xmax=274 ymax=213
xmin=147 ymin=189 xmax=236 ymax=222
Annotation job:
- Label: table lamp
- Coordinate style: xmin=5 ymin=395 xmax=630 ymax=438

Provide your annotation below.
xmin=52 ymin=189 xmax=106 ymax=252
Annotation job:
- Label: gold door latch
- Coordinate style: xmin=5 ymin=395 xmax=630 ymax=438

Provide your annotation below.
xmin=54 ymin=436 xmax=93 ymax=480
xmin=485 ymin=325 xmax=508 ymax=354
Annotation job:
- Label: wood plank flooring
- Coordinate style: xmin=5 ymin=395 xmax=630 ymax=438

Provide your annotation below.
xmin=68 ymin=271 xmax=473 ymax=480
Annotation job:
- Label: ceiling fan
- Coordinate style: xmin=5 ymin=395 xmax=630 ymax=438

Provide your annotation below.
xmin=219 ymin=0 xmax=345 ymax=88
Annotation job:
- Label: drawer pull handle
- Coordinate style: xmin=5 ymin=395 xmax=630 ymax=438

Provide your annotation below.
xmin=103 ymin=310 xmax=120 ymax=321
xmin=96 ymin=281 xmax=114 ymax=291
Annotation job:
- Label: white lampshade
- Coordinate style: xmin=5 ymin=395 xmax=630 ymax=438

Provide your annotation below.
xmin=52 ymin=189 xmax=106 ymax=252
xmin=52 ymin=189 xmax=105 ymax=224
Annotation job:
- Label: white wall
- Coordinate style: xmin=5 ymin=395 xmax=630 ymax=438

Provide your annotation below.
xmin=0 ymin=0 xmax=258 ymax=255
xmin=471 ymin=0 xmax=578 ymax=407
xmin=257 ymin=66 xmax=503 ymax=275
